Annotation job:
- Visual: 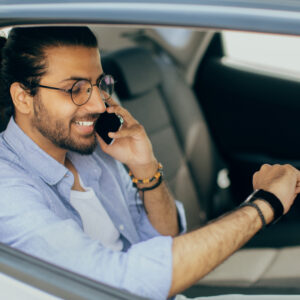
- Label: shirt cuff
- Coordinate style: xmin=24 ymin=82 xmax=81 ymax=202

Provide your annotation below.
xmin=175 ymin=200 xmax=187 ymax=234
xmin=124 ymin=235 xmax=173 ymax=300
xmin=135 ymin=199 xmax=187 ymax=241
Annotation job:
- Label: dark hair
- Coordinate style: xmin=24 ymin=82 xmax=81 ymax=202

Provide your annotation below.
xmin=0 ymin=26 xmax=98 ymax=131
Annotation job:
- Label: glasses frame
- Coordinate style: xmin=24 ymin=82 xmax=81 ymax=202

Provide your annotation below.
xmin=36 ymin=74 xmax=115 ymax=106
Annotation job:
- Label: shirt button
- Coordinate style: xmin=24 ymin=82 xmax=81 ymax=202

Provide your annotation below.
xmin=119 ymin=225 xmax=124 ymax=231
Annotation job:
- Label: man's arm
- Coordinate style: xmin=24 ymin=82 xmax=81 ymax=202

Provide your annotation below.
xmin=170 ymin=199 xmax=272 ymax=295
xmin=168 ymin=164 xmax=300 ymax=296
xmin=97 ymin=99 xmax=179 ymax=237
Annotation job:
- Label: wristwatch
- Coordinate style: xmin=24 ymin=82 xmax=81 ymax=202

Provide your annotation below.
xmin=245 ymin=189 xmax=284 ymax=226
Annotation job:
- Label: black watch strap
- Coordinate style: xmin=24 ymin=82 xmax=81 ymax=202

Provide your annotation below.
xmin=246 ymin=189 xmax=284 ymax=225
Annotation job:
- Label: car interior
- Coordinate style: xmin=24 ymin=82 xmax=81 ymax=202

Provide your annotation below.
xmin=91 ymin=25 xmax=300 ymax=297
xmin=1 ymin=23 xmax=300 ymax=298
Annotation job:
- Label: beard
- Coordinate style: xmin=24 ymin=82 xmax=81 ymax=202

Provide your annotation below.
xmin=31 ymin=94 xmax=97 ymax=155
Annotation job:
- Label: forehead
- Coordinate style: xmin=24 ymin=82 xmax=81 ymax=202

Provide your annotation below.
xmin=43 ymin=46 xmax=102 ymax=81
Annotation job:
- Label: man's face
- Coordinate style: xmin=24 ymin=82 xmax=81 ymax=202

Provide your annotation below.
xmin=30 ymin=46 xmax=106 ymax=155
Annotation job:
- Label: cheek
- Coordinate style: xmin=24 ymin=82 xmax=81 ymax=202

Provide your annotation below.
xmin=43 ymin=92 xmax=78 ymax=121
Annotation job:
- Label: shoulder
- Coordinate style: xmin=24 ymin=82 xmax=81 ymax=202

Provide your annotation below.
xmin=0 ymin=132 xmax=18 ymax=164
xmin=0 ymin=136 xmax=40 ymax=196
xmin=0 ymin=133 xmax=29 ymax=174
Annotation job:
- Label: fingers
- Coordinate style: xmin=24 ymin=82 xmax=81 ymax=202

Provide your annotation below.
xmin=106 ymin=103 xmax=138 ymax=127
xmin=108 ymin=123 xmax=145 ymax=139
xmin=95 ymin=133 xmax=110 ymax=152
xmin=253 ymin=164 xmax=271 ymax=185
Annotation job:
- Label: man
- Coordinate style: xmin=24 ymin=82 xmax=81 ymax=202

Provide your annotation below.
xmin=0 ymin=26 xmax=299 ymax=300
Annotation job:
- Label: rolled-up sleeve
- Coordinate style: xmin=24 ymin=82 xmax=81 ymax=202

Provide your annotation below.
xmin=0 ymin=173 xmax=173 ymax=300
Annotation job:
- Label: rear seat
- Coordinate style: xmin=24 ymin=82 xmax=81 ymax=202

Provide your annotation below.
xmin=102 ymin=47 xmax=229 ymax=230
xmin=102 ymin=47 xmax=300 ymax=293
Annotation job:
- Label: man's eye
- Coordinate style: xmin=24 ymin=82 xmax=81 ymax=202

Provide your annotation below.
xmin=86 ymin=87 xmax=92 ymax=94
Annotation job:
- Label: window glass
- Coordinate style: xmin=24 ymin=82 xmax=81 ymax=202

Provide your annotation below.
xmin=222 ymin=31 xmax=300 ymax=76
xmin=155 ymin=27 xmax=193 ymax=48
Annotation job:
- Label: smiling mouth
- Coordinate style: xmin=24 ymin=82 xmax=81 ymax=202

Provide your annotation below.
xmin=74 ymin=121 xmax=95 ymax=126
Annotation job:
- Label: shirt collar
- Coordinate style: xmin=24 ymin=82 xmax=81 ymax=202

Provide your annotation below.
xmin=3 ymin=117 xmax=69 ymax=185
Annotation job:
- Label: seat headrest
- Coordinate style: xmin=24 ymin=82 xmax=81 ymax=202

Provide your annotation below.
xmin=102 ymin=47 xmax=162 ymax=99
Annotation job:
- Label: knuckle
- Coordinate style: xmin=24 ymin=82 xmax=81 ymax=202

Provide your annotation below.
xmin=284 ymin=164 xmax=294 ymax=172
xmin=134 ymin=124 xmax=144 ymax=132
xmin=261 ymin=163 xmax=270 ymax=170
xmin=114 ymin=105 xmax=122 ymax=112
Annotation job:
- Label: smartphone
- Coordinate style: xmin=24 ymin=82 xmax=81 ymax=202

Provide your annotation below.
xmin=95 ymin=104 xmax=123 ymax=145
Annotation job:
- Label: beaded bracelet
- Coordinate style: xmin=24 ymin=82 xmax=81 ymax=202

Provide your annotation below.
xmin=240 ymin=202 xmax=267 ymax=230
xmin=128 ymin=162 xmax=163 ymax=184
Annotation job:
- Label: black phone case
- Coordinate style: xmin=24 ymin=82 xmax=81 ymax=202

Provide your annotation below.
xmin=95 ymin=106 xmax=123 ymax=144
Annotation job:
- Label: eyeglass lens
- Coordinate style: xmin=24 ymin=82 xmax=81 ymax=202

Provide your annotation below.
xmin=71 ymin=75 xmax=115 ymax=105
xmin=99 ymin=75 xmax=115 ymax=101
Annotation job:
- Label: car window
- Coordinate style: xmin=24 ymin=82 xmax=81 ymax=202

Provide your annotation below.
xmin=154 ymin=27 xmax=193 ymax=48
xmin=2 ymin=0 xmax=300 ymax=296
xmin=222 ymin=31 xmax=300 ymax=76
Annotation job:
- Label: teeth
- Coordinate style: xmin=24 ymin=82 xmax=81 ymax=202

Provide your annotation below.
xmin=75 ymin=121 xmax=94 ymax=126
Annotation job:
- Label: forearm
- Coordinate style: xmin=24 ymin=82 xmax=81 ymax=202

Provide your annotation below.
xmin=129 ymin=161 xmax=179 ymax=237
xmin=169 ymin=199 xmax=274 ymax=296
xmin=141 ymin=181 xmax=179 ymax=236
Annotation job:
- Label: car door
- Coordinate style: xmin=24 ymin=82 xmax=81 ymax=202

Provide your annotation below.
xmin=193 ymin=32 xmax=300 ymax=209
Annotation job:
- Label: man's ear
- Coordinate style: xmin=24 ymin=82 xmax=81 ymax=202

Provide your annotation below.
xmin=10 ymin=82 xmax=33 ymax=114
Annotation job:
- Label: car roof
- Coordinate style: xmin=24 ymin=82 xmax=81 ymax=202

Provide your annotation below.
xmin=1 ymin=0 xmax=300 ymax=35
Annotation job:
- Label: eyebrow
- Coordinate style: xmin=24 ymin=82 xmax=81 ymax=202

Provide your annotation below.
xmin=59 ymin=73 xmax=104 ymax=83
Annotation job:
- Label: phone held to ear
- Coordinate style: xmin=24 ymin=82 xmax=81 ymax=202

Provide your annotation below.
xmin=95 ymin=104 xmax=123 ymax=145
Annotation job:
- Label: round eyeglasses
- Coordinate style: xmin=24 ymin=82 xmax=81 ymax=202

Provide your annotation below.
xmin=37 ymin=74 xmax=115 ymax=106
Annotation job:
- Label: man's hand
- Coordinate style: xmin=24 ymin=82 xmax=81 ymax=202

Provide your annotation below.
xmin=96 ymin=98 xmax=157 ymax=176
xmin=252 ymin=164 xmax=300 ymax=214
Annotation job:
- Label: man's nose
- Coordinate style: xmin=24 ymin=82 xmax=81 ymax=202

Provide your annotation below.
xmin=84 ymin=85 xmax=106 ymax=113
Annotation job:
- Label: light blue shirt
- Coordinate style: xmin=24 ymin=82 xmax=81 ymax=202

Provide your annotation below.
xmin=0 ymin=118 xmax=187 ymax=300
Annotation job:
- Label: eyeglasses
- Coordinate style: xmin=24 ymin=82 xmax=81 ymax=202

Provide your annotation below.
xmin=36 ymin=74 xmax=115 ymax=106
